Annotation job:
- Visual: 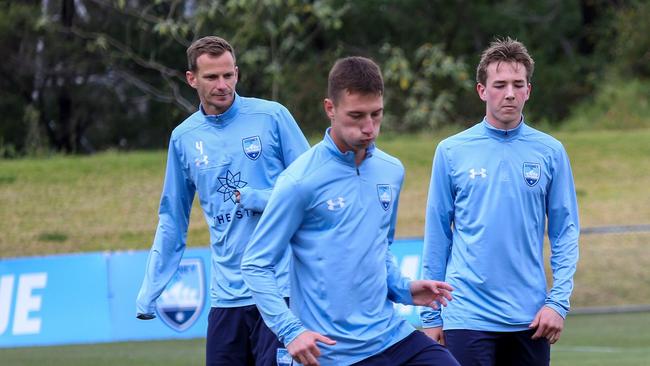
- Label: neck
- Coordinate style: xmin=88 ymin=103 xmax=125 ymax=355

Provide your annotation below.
xmin=486 ymin=116 xmax=522 ymax=130
xmin=354 ymin=149 xmax=366 ymax=166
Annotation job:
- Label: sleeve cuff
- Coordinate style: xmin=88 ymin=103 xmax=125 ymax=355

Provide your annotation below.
xmin=238 ymin=187 xmax=266 ymax=212
xmin=544 ymin=301 xmax=568 ymax=319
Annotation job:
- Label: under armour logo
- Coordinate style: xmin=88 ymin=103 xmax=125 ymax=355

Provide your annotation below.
xmin=469 ymin=168 xmax=487 ymax=179
xmin=327 ymin=197 xmax=345 ymax=211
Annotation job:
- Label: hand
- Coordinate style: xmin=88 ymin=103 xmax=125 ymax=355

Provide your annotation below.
xmin=409 ymin=280 xmax=453 ymax=309
xmin=234 ymin=190 xmax=241 ymax=203
xmin=529 ymin=306 xmax=564 ymax=344
xmin=287 ymin=330 xmax=336 ymax=366
xmin=421 ymin=327 xmax=446 ymax=345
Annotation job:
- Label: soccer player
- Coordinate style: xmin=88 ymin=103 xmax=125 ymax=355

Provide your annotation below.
xmin=420 ymin=37 xmax=580 ymax=365
xmin=135 ymin=36 xmax=310 ymax=365
xmin=241 ymin=56 xmax=460 ymax=366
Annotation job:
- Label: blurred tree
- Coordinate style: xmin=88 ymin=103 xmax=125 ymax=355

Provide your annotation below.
xmin=0 ymin=0 xmax=641 ymax=156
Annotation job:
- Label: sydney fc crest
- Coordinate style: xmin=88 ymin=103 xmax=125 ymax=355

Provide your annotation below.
xmin=156 ymin=258 xmax=205 ymax=332
xmin=242 ymin=136 xmax=262 ymax=160
xmin=523 ymin=162 xmax=541 ymax=187
xmin=377 ymin=184 xmax=392 ymax=211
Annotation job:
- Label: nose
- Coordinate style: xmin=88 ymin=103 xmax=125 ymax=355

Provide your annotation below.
xmin=360 ymin=116 xmax=375 ymax=135
xmin=505 ymin=85 xmax=515 ymax=100
xmin=215 ymin=77 xmax=227 ymax=90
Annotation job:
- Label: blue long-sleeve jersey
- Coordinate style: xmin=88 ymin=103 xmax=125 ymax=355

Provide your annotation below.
xmin=241 ymin=130 xmax=415 ymax=365
xmin=420 ymin=119 xmax=579 ymax=331
xmin=136 ymin=94 xmax=309 ymax=316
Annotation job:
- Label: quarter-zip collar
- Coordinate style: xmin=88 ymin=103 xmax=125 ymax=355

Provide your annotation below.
xmin=482 ymin=116 xmax=525 ymax=140
xmin=200 ymin=93 xmax=241 ymax=127
xmin=323 ymin=127 xmax=375 ymax=168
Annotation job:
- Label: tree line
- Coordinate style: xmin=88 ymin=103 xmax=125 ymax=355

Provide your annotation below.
xmin=1 ymin=0 xmax=648 ymax=156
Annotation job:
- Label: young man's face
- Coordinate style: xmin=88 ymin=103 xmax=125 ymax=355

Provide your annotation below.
xmin=325 ymin=90 xmax=383 ymax=154
xmin=477 ymin=61 xmax=531 ymax=129
xmin=186 ymin=52 xmax=238 ymax=115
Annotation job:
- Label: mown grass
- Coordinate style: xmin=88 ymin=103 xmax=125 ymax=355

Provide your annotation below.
xmin=1 ymin=312 xmax=648 ymax=366
xmin=1 ymin=129 xmax=649 ymax=306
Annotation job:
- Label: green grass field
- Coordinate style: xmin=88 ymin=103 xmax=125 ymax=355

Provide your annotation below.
xmin=1 ymin=128 xmax=649 ymax=307
xmin=1 ymin=129 xmax=649 ymax=364
xmin=1 ymin=312 xmax=648 ymax=365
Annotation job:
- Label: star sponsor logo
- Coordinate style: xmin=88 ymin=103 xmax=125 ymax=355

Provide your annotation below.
xmin=377 ymin=184 xmax=392 ymax=211
xmin=156 ymin=258 xmax=205 ymax=332
xmin=242 ymin=136 xmax=262 ymax=160
xmin=217 ymin=170 xmax=248 ymax=203
xmin=523 ymin=162 xmax=541 ymax=187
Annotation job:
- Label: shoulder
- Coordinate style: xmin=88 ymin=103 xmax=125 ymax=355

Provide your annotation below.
xmin=283 ymin=142 xmax=331 ymax=178
xmin=521 ymin=124 xmax=567 ymax=154
xmin=372 ymin=147 xmax=404 ymax=172
xmin=239 ymin=96 xmax=292 ymax=117
xmin=438 ymin=123 xmax=484 ymax=151
xmin=170 ymin=111 xmax=203 ymax=141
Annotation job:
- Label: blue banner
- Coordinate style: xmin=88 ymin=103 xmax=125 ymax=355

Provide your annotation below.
xmin=0 ymin=253 xmax=111 ymax=347
xmin=0 ymin=239 xmax=425 ymax=348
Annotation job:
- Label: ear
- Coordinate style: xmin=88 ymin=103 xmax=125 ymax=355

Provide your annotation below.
xmin=323 ymin=98 xmax=335 ymax=120
xmin=525 ymin=82 xmax=532 ymax=101
xmin=186 ymin=70 xmax=197 ymax=89
xmin=234 ymin=65 xmax=239 ymax=82
xmin=476 ymin=83 xmax=487 ymax=102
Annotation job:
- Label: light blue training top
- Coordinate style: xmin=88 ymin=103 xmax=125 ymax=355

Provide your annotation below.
xmin=420 ymin=118 xmax=580 ymax=331
xmin=136 ymin=94 xmax=309 ymax=316
xmin=242 ymin=129 xmax=416 ymax=365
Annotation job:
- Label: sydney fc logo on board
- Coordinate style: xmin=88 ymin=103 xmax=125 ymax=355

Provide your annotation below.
xmin=156 ymin=258 xmax=205 ymax=332
xmin=523 ymin=162 xmax=541 ymax=187
xmin=242 ymin=136 xmax=262 ymax=160
xmin=377 ymin=184 xmax=392 ymax=211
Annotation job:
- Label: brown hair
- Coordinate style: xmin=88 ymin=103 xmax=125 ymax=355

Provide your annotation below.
xmin=328 ymin=56 xmax=384 ymax=104
xmin=186 ymin=36 xmax=235 ymax=72
xmin=476 ymin=37 xmax=534 ymax=85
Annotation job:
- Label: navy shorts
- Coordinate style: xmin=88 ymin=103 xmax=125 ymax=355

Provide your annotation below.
xmin=352 ymin=330 xmax=460 ymax=366
xmin=206 ymin=304 xmax=286 ymax=366
xmin=445 ymin=329 xmax=550 ymax=366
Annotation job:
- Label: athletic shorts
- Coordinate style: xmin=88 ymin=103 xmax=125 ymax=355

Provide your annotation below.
xmin=352 ymin=330 xmax=460 ymax=366
xmin=445 ymin=328 xmax=550 ymax=366
xmin=206 ymin=304 xmax=287 ymax=366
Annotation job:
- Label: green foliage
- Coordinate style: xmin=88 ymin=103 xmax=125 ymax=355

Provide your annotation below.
xmin=561 ymin=78 xmax=650 ymax=131
xmin=1 ymin=0 xmax=649 ymax=154
xmin=610 ymin=1 xmax=650 ymax=79
xmin=381 ymin=43 xmax=472 ymax=131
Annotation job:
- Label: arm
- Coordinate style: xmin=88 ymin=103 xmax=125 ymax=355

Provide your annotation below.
xmin=240 ymin=173 xmax=308 ymax=346
xmin=277 ymin=105 xmax=310 ymax=166
xmin=420 ymin=144 xmax=455 ymax=329
xmin=385 ymin=170 xmax=414 ymax=304
xmin=136 ymin=139 xmax=195 ymax=318
xmin=382 ymin=170 xmax=454 ymax=307
xmin=529 ymin=146 xmax=580 ymax=343
xmin=545 ymin=146 xmax=580 ymax=318
xmin=236 ymin=106 xmax=309 ymax=213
